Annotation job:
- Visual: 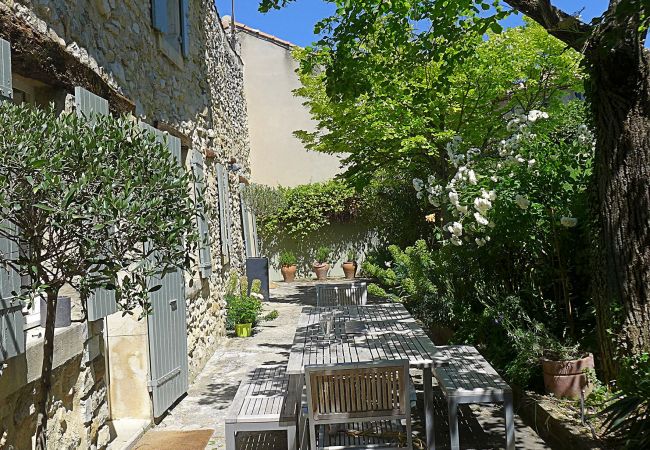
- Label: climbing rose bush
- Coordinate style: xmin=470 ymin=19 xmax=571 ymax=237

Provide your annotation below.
xmin=412 ymin=101 xmax=594 ymax=247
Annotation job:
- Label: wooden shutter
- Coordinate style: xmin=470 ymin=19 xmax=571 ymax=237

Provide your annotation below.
xmin=180 ymin=0 xmax=190 ymax=57
xmin=151 ymin=0 xmax=169 ymax=33
xmin=76 ymin=87 xmax=117 ymax=321
xmin=239 ymin=185 xmax=252 ymax=258
xmin=0 ymin=218 xmax=25 ymax=362
xmin=0 ymin=38 xmax=12 ymax=100
xmin=191 ymin=152 xmax=212 ymax=278
xmin=216 ymin=164 xmax=231 ymax=265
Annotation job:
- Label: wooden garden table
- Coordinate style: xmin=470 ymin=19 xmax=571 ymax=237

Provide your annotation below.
xmin=287 ymin=303 xmax=445 ymax=450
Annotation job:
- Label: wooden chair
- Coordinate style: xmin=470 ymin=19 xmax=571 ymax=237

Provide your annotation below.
xmin=304 ymin=360 xmax=413 ymax=449
xmin=315 ymin=282 xmax=367 ymax=308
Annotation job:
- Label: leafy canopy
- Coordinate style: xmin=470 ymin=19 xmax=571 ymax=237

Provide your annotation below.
xmin=293 ymin=21 xmax=582 ymax=187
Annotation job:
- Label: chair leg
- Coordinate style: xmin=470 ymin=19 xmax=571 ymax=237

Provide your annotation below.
xmin=287 ymin=425 xmax=297 ymax=450
xmin=309 ymin=421 xmax=318 ymax=450
xmin=225 ymin=424 xmax=236 ymax=450
xmin=504 ymin=393 xmax=515 ymax=450
xmin=405 ymin=416 xmax=414 ymax=450
xmin=448 ymin=398 xmax=460 ymax=450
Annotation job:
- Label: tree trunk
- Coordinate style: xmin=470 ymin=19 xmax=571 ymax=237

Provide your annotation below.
xmin=586 ymin=26 xmax=650 ymax=372
xmin=34 ymin=289 xmax=58 ymax=450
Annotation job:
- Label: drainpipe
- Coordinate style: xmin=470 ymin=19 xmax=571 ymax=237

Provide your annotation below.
xmin=231 ymin=0 xmax=236 ymax=49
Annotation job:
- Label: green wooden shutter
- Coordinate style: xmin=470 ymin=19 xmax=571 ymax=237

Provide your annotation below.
xmin=0 ymin=218 xmax=25 ymax=362
xmin=0 ymin=38 xmax=13 ymax=100
xmin=76 ymin=87 xmax=117 ymax=321
xmin=180 ymin=0 xmax=190 ymax=57
xmin=191 ymin=152 xmax=212 ymax=278
xmin=152 ymin=0 xmax=169 ymax=33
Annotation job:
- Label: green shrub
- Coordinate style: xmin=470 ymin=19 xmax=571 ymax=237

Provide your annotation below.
xmin=225 ymin=274 xmax=263 ymax=328
xmin=264 ymin=310 xmax=280 ymax=321
xmin=279 ymin=251 xmax=297 ymax=267
xmin=314 ymin=246 xmax=331 ymax=264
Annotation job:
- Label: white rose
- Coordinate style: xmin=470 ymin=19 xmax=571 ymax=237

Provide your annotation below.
xmin=467 ymin=169 xmax=477 ymax=185
xmin=515 ymin=194 xmax=530 ymax=210
xmin=447 ymin=221 xmax=463 ymax=237
xmin=474 ymin=212 xmax=489 ymax=226
xmin=449 ymin=191 xmax=459 ymax=206
xmin=412 ymin=178 xmax=424 ymax=191
xmin=560 ymin=217 xmax=578 ymax=228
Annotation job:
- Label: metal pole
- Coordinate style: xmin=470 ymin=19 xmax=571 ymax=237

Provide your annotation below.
xmin=231 ymin=0 xmax=236 ymax=48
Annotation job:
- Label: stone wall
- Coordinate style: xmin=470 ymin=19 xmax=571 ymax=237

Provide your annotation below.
xmin=0 ymin=0 xmax=251 ymax=446
xmin=0 ymin=323 xmax=109 ymax=450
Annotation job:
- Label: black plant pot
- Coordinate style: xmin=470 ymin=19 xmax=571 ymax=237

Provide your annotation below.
xmin=40 ymin=296 xmax=72 ymax=328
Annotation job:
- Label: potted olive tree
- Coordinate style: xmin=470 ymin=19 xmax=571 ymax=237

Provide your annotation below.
xmin=279 ymin=251 xmax=297 ymax=282
xmin=342 ymin=250 xmax=357 ymax=279
xmin=312 ymin=246 xmax=331 ymax=281
xmin=226 ymin=274 xmax=263 ymax=337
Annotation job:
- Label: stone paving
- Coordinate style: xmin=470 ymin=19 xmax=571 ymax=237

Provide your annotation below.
xmin=136 ymin=281 xmax=551 ymax=450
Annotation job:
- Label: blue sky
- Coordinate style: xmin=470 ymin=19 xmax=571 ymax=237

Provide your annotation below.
xmin=215 ymin=1 xmax=611 ymax=47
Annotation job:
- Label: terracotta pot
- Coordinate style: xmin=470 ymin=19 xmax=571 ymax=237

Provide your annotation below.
xmin=542 ymin=353 xmax=594 ymax=399
xmin=313 ymin=263 xmax=329 ymax=281
xmin=235 ymin=323 xmax=252 ymax=337
xmin=281 ymin=265 xmax=297 ymax=282
xmin=342 ymin=261 xmax=357 ymax=279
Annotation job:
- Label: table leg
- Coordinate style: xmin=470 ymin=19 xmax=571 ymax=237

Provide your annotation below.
xmin=423 ymin=366 xmax=436 ymax=450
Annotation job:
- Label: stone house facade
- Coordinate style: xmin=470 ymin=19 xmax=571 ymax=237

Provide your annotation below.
xmin=0 ymin=1 xmax=251 ymax=448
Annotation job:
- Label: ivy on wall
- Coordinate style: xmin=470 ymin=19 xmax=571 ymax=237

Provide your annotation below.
xmin=243 ymin=180 xmax=357 ymax=239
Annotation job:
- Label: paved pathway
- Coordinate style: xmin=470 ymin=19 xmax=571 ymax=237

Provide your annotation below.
xmin=137 ymin=281 xmax=551 ymax=450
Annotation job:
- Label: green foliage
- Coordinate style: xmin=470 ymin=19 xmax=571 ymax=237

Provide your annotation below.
xmin=0 ymin=102 xmax=196 ymax=313
xmin=279 ymin=251 xmax=297 ymax=267
xmin=345 ymin=249 xmax=356 ymax=262
xmin=226 ymin=275 xmax=263 ymax=327
xmin=253 ymin=180 xmax=356 ymax=239
xmin=602 ymin=353 xmax=650 ymax=448
xmin=314 ymin=246 xmax=332 ymax=264
xmin=362 ymin=104 xmax=595 ymax=387
xmin=241 ymin=183 xmax=286 ymax=221
xmin=292 ymin=21 xmax=583 ymax=187
xmin=264 ymin=309 xmax=280 ymax=321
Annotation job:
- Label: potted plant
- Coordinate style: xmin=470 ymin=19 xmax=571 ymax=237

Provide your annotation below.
xmin=342 ymin=250 xmax=357 ymax=279
xmin=312 ymin=246 xmax=331 ymax=281
xmin=541 ymin=342 xmax=594 ymax=399
xmin=226 ymin=274 xmax=263 ymax=337
xmin=279 ymin=251 xmax=298 ymax=282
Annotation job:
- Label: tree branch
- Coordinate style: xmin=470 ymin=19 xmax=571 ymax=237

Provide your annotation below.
xmin=504 ymin=0 xmax=593 ymax=52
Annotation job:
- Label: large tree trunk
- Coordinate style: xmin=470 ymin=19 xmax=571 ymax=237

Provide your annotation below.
xmin=34 ymin=290 xmax=58 ymax=450
xmin=586 ymin=22 xmax=650 ymax=373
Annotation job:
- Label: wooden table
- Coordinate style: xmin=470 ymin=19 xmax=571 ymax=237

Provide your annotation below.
xmin=287 ymin=303 xmax=445 ymax=450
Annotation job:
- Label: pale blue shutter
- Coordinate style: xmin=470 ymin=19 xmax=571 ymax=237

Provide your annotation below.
xmin=216 ymin=165 xmax=230 ymax=265
xmin=192 ymin=152 xmax=212 ymax=278
xmin=0 ymin=219 xmax=25 ymax=362
xmin=239 ymin=185 xmax=253 ymax=258
xmin=76 ymin=87 xmax=117 ymax=321
xmin=0 ymin=38 xmax=13 ymax=100
xmin=180 ymin=0 xmax=190 ymax=57
xmin=152 ymin=0 xmax=169 ymax=32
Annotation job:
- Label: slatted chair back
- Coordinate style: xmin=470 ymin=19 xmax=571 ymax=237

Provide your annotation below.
xmin=306 ymin=360 xmax=410 ymax=423
xmin=316 ymin=282 xmax=367 ymax=308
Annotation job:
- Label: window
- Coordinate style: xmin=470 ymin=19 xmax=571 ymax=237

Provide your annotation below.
xmin=152 ymin=0 xmax=190 ymax=64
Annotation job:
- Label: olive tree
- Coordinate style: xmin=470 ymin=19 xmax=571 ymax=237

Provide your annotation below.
xmin=0 ymin=102 xmax=197 ymax=448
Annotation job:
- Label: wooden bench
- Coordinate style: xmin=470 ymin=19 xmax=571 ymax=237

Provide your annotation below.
xmin=432 ymin=345 xmax=515 ymax=450
xmin=225 ymin=365 xmax=300 ymax=450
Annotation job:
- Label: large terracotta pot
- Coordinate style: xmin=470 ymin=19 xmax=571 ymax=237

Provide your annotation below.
xmin=342 ymin=262 xmax=357 ymax=279
xmin=542 ymin=353 xmax=594 ymax=399
xmin=281 ymin=265 xmax=297 ymax=282
xmin=313 ymin=263 xmax=329 ymax=281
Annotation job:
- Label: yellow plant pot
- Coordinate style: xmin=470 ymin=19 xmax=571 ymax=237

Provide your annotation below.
xmin=235 ymin=323 xmax=253 ymax=337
